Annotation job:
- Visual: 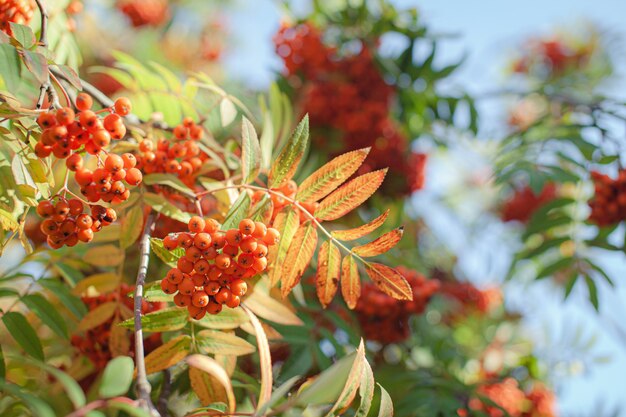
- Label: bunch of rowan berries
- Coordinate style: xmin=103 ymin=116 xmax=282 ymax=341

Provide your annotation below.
xmin=501 ymin=183 xmax=557 ymax=223
xmin=0 ymin=0 xmax=35 ymax=35
xmin=251 ymin=180 xmax=318 ymax=224
xmin=116 ymin=0 xmax=169 ymax=28
xmin=160 ymin=217 xmax=280 ymax=319
xmin=135 ymin=118 xmax=207 ymax=186
xmin=36 ymin=198 xmax=115 ymax=248
xmin=588 ymin=170 xmax=626 ymax=226
xmin=354 ymin=267 xmax=440 ymax=344
xmin=274 ymin=22 xmax=427 ymax=196
xmin=35 ymin=94 xmax=130 ymax=159
xmin=71 ymin=284 xmax=164 ymax=370
xmin=439 ymin=280 xmax=502 ymax=318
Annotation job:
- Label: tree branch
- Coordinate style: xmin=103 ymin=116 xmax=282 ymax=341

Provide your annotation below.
xmin=157 ymin=369 xmax=172 ymax=417
xmin=34 ymin=0 xmax=60 ymax=109
xmin=133 ymin=212 xmax=161 ymax=417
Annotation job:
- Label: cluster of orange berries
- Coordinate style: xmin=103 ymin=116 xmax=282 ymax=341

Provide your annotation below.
xmin=71 ymin=284 xmax=164 ymax=370
xmin=35 ymin=94 xmax=130 ymax=159
xmin=588 ymin=170 xmax=626 ymax=226
xmin=116 ymin=0 xmax=169 ymax=28
xmin=274 ymin=22 xmax=427 ymax=196
xmin=0 ymin=0 xmax=35 ymax=35
xmin=135 ymin=118 xmax=208 ymax=187
xmin=72 ymin=152 xmax=142 ymax=204
xmin=440 ymin=281 xmax=502 ymax=317
xmin=36 ymin=198 xmax=115 ymax=248
xmin=355 ymin=267 xmax=440 ymax=344
xmin=512 ymin=37 xmax=594 ymax=78
xmin=251 ymin=180 xmax=318 ymax=224
xmin=501 ymin=183 xmax=557 ymax=223
xmin=160 ymin=217 xmax=280 ymax=319
xmin=458 ymin=379 xmax=556 ymax=417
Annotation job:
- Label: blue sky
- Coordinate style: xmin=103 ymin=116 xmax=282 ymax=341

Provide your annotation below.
xmin=222 ymin=1 xmax=626 ymax=415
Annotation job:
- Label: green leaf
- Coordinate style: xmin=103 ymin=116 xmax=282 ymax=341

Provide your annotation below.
xmin=585 ymin=275 xmax=599 ymax=311
xmin=120 ymin=204 xmax=144 ymax=249
xmin=143 ymin=192 xmax=192 ymax=223
xmin=194 ymin=307 xmax=249 ymax=329
xmin=536 ymin=257 xmax=575 ymax=280
xmin=220 ymin=96 xmax=237 ymax=127
xmin=119 ymin=307 xmax=188 ymax=332
xmin=296 ymin=351 xmax=357 ymax=406
xmin=195 ymin=330 xmax=256 ymax=356
xmin=0 ymin=380 xmax=55 ymax=417
xmin=0 ymin=344 xmax=5 ymax=379
xmin=53 ymin=65 xmax=82 ymax=89
xmin=241 ymin=116 xmax=261 ymax=184
xmin=9 ymin=23 xmax=35 ymax=49
xmin=0 ymin=44 xmax=21 ymax=92
xmin=99 ymin=356 xmax=134 ymax=398
xmin=254 ymin=376 xmax=300 ymax=417
xmin=585 ymin=259 xmax=614 ymax=286
xmin=107 ymin=399 xmax=153 ymax=417
xmin=268 ymin=115 xmax=309 ymax=189
xmin=22 ymin=51 xmax=48 ymax=84
xmin=324 ymin=341 xmax=365 ymax=416
xmin=21 ymin=293 xmax=69 ymax=339
xmin=143 ymin=174 xmax=195 ymax=197
xmin=221 ymin=191 xmax=251 ymax=230
xmin=355 ymin=360 xmax=375 ymax=417
xmin=38 ymin=278 xmax=87 ymax=318
xmin=150 ymin=237 xmax=184 ymax=268
xmin=141 ymin=280 xmax=174 ymax=302
xmin=377 ymin=384 xmax=394 ymax=417
xmin=2 ymin=311 xmax=44 ymax=360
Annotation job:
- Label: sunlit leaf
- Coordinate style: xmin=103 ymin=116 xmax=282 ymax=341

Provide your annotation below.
xmin=144 ymin=192 xmax=192 ymax=223
xmin=365 ymin=263 xmax=412 ymax=301
xmin=187 ymin=354 xmax=236 ymax=411
xmin=221 ymin=191 xmax=251 ymax=230
xmin=243 ymin=278 xmax=303 ymax=326
xmin=151 ymin=237 xmax=184 ymax=268
xmin=241 ymin=116 xmax=261 ymax=184
xmin=377 ymin=384 xmax=394 ymax=417
xmin=143 ymin=173 xmax=195 ymax=197
xmin=144 ymin=335 xmax=191 ymax=374
xmin=331 ymin=210 xmax=390 ymax=241
xmin=72 ymin=273 xmax=121 ymax=296
xmin=281 ymin=220 xmax=318 ymax=298
xmin=324 ymin=340 xmax=365 ymax=416
xmin=83 ymin=245 xmax=125 ymax=267
xmin=354 ymin=360 xmax=374 ymax=417
xmin=268 ymin=206 xmax=299 ymax=286
xmin=353 ymin=228 xmax=403 ymax=257
xmin=195 ymin=329 xmax=256 ymax=356
xmin=268 ymin=115 xmax=309 ymax=189
xmin=242 ymin=306 xmax=273 ymax=410
xmin=316 ymin=169 xmax=387 ymax=221
xmin=316 ymin=241 xmax=341 ymax=308
xmin=119 ymin=307 xmax=188 ymax=332
xmin=77 ymin=301 xmax=117 ymax=331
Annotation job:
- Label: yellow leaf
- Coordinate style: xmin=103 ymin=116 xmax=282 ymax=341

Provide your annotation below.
xmin=316 ymin=241 xmax=341 ymax=308
xmin=144 ymin=335 xmax=191 ymax=374
xmin=77 ymin=301 xmax=117 ymax=331
xmin=326 ymin=340 xmax=366 ymax=416
xmin=353 ymin=228 xmax=403 ymax=257
xmin=71 ymin=273 xmax=121 ymax=296
xmin=189 ymin=366 xmax=229 ymax=407
xmin=331 ymin=209 xmax=390 ymax=241
xmin=296 ymin=147 xmax=370 ymax=203
xmin=187 ymin=354 xmax=236 ymax=411
xmin=119 ymin=204 xmax=144 ymax=249
xmin=243 ymin=306 xmax=272 ymax=411
xmin=195 ymin=329 xmax=256 ymax=356
xmin=267 ymin=206 xmax=299 ymax=286
xmin=281 ymin=221 xmax=318 ymax=298
xmin=243 ymin=277 xmax=302 ymax=326
xmin=214 ymin=354 xmax=237 ymax=377
xmin=109 ymin=316 xmax=131 ymax=358
xmin=83 ymin=245 xmax=125 ymax=267
xmin=341 ymin=256 xmax=361 ymax=310
xmin=365 ymin=263 xmax=413 ymax=301
xmin=316 ymin=169 xmax=387 ymax=221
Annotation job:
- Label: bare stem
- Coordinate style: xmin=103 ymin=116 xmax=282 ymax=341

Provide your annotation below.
xmin=133 ymin=212 xmax=161 ymax=417
xmin=157 ymin=369 xmax=172 ymax=417
xmin=33 ymin=0 xmax=61 ymax=110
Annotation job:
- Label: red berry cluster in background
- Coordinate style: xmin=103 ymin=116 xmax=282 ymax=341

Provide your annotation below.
xmin=135 ymin=118 xmax=208 ymax=187
xmin=274 ymin=22 xmax=427 ymax=196
xmin=116 ymin=0 xmax=169 ymax=28
xmin=36 ymin=198 xmax=115 ymax=248
xmin=71 ymin=284 xmax=165 ymax=370
xmin=588 ymin=170 xmax=626 ymax=226
xmin=0 ymin=0 xmax=35 ymax=35
xmin=251 ymin=180 xmax=318 ymax=224
xmin=354 ymin=267 xmax=439 ymax=344
xmin=512 ymin=37 xmax=595 ymax=78
xmin=160 ymin=217 xmax=280 ymax=319
xmin=501 ymin=183 xmax=557 ymax=223
xmin=440 ymin=281 xmax=502 ymax=316
xmin=458 ymin=379 xmax=556 ymax=417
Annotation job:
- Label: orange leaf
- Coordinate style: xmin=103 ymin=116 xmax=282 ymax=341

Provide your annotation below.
xmin=109 ymin=316 xmax=130 ymax=358
xmin=242 ymin=306 xmax=272 ymax=411
xmin=267 ymin=206 xmax=299 ymax=286
xmin=187 ymin=354 xmax=236 ymax=411
xmin=281 ymin=221 xmax=318 ymax=298
xmin=365 ymin=263 xmax=413 ymax=301
xmin=341 ymin=255 xmax=361 ymax=310
xmin=316 ymin=241 xmax=342 ymax=308
xmin=77 ymin=301 xmax=117 ymax=331
xmin=296 ymin=147 xmax=371 ymax=203
xmin=188 ymin=364 xmax=230 ymax=408
xmin=353 ymin=227 xmax=403 ymax=257
xmin=331 ymin=210 xmax=390 ymax=241
xmin=144 ymin=335 xmax=191 ymax=374
xmin=315 ymin=169 xmax=387 ymax=221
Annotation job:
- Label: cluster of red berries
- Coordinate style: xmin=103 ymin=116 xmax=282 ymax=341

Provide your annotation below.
xmin=354 ymin=267 xmax=439 ymax=344
xmin=458 ymin=379 xmax=556 ymax=417
xmin=251 ymin=180 xmax=318 ymax=224
xmin=135 ymin=118 xmax=208 ymax=187
xmin=71 ymin=284 xmax=164 ymax=370
xmin=116 ymin=0 xmax=169 ymax=28
xmin=160 ymin=217 xmax=280 ymax=319
xmin=274 ymin=22 xmax=427 ymax=196
xmin=588 ymin=170 xmax=626 ymax=226
xmin=36 ymin=198 xmax=115 ymax=248
xmin=440 ymin=281 xmax=502 ymax=317
xmin=512 ymin=37 xmax=594 ymax=78
xmin=72 ymin=152 xmax=142 ymax=204
xmin=501 ymin=184 xmax=557 ymax=223
xmin=35 ymin=94 xmax=130 ymax=159
xmin=0 ymin=0 xmax=35 ymax=35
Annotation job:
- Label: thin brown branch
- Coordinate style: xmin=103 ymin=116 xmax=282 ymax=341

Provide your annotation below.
xmin=133 ymin=212 xmax=161 ymax=417
xmin=34 ymin=0 xmax=48 ymax=47
xmin=33 ymin=0 xmax=60 ymax=110
xmin=157 ymin=369 xmax=172 ymax=417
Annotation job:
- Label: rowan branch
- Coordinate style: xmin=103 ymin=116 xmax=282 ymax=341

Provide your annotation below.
xmin=133 ymin=212 xmax=161 ymax=417
xmin=34 ymin=0 xmax=60 ymax=110
xmin=157 ymin=369 xmax=172 ymax=417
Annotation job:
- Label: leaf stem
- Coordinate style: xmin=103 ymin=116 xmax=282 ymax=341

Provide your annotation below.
xmin=133 ymin=212 xmax=161 ymax=416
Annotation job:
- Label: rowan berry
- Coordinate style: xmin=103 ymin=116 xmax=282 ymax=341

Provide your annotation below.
xmin=56 ymin=107 xmax=75 ymax=125
xmin=174 ymin=293 xmax=191 ymax=307
xmin=214 ymin=288 xmax=231 ymax=304
xmin=205 ymin=281 xmax=221 ymax=295
xmin=125 ymin=168 xmax=143 ymax=186
xmin=225 ymin=229 xmax=242 ymax=246
xmin=239 ymin=236 xmax=258 ymax=254
xmin=225 ymin=294 xmax=240 ymax=309
xmin=105 ymin=154 xmax=124 ymax=172
xmin=161 ymin=279 xmax=177 ymax=294
xmin=192 ymin=291 xmax=209 ymax=308
xmin=215 ymin=253 xmax=231 ymax=269
xmin=229 ymin=279 xmax=247 ymax=297
xmin=239 ymin=218 xmax=255 ymax=235
xmin=185 ymin=246 xmax=202 ymax=262
xmin=178 ymin=277 xmax=195 ymax=295
xmin=166 ymin=268 xmax=184 ymax=284
xmin=114 ymin=97 xmax=132 ymax=116
xmin=188 ymin=216 xmax=205 ymax=233
xmin=66 ymin=153 xmax=83 ymax=171
xmin=163 ymin=234 xmax=178 ymax=250
xmin=177 ymin=257 xmax=195 ymax=274
xmin=188 ymin=305 xmax=207 ymax=320
xmin=75 ymin=93 xmax=93 ymax=111
xmin=68 ymin=199 xmax=83 ymax=216
xmin=263 ymin=228 xmax=280 ymax=246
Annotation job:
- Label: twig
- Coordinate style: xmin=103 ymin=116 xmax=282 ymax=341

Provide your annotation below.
xmin=133 ymin=212 xmax=161 ymax=417
xmin=157 ymin=369 xmax=172 ymax=417
xmin=33 ymin=0 xmax=60 ymax=110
